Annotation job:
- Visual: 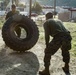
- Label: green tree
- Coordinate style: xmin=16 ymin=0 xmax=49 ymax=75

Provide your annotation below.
xmin=13 ymin=0 xmax=19 ymax=6
xmin=18 ymin=3 xmax=26 ymax=8
xmin=32 ymin=1 xmax=42 ymax=14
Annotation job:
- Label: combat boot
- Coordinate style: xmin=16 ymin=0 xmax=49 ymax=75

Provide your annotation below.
xmin=62 ymin=63 xmax=70 ymax=74
xmin=39 ymin=68 xmax=50 ymax=75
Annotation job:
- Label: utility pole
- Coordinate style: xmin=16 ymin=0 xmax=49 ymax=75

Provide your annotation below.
xmin=10 ymin=0 xmax=13 ymax=10
xmin=10 ymin=0 xmax=13 ymax=5
xmin=12 ymin=0 xmax=13 ymax=4
xmin=54 ymin=0 xmax=56 ymax=18
xmin=29 ymin=0 xmax=32 ymax=18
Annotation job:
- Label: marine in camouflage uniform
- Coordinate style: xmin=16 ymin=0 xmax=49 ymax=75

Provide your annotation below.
xmin=5 ymin=4 xmax=21 ymax=37
xmin=39 ymin=12 xmax=72 ymax=75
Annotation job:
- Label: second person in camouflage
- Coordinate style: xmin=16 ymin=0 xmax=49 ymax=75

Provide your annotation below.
xmin=39 ymin=12 xmax=72 ymax=75
xmin=5 ymin=4 xmax=21 ymax=37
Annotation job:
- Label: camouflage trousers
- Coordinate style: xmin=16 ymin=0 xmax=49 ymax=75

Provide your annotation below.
xmin=44 ymin=32 xmax=72 ymax=67
xmin=15 ymin=26 xmax=21 ymax=37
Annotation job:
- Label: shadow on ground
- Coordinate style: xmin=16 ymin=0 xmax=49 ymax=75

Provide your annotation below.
xmin=0 ymin=47 xmax=39 ymax=75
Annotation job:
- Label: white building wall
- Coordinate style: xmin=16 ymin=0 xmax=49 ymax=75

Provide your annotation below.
xmin=58 ymin=11 xmax=70 ymax=22
xmin=70 ymin=11 xmax=76 ymax=19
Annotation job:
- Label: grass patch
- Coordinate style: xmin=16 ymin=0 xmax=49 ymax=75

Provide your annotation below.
xmin=0 ymin=16 xmax=5 ymax=29
xmin=63 ymin=22 xmax=76 ymax=56
xmin=37 ymin=21 xmax=76 ymax=57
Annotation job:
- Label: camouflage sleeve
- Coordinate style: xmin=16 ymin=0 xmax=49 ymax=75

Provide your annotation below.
xmin=5 ymin=12 xmax=11 ymax=20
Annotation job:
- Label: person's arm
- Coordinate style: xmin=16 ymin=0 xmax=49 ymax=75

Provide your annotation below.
xmin=5 ymin=13 xmax=8 ymax=20
xmin=44 ymin=22 xmax=50 ymax=47
xmin=5 ymin=12 xmax=10 ymax=20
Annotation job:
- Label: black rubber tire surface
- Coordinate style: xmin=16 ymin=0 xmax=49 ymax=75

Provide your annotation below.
xmin=2 ymin=14 xmax=39 ymax=52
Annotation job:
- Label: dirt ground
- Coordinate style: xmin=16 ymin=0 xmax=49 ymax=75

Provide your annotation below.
xmin=0 ymin=29 xmax=76 ymax=75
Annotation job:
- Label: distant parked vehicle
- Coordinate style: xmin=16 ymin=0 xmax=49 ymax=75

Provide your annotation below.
xmin=31 ymin=13 xmax=38 ymax=17
xmin=20 ymin=11 xmax=29 ymax=16
xmin=20 ymin=12 xmax=38 ymax=17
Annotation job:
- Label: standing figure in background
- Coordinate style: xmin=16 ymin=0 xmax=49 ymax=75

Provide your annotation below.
xmin=5 ymin=4 xmax=21 ymax=37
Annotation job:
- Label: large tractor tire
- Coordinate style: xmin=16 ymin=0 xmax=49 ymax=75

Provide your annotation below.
xmin=2 ymin=14 xmax=39 ymax=52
